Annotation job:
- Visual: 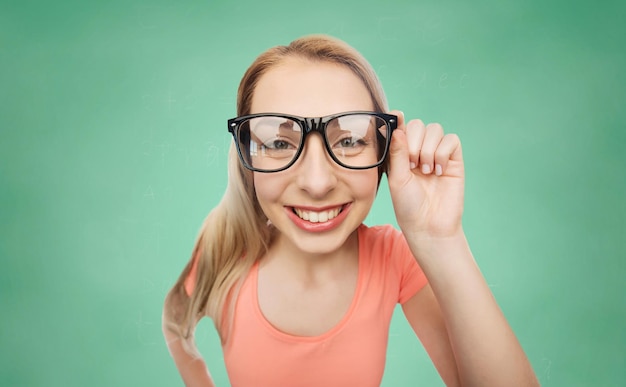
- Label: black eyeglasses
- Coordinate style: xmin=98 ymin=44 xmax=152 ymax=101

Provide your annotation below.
xmin=227 ymin=111 xmax=397 ymax=173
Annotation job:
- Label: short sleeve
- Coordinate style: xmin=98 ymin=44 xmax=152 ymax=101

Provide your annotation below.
xmin=393 ymin=230 xmax=428 ymax=304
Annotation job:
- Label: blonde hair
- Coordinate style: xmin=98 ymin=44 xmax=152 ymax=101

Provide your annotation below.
xmin=162 ymin=34 xmax=390 ymax=356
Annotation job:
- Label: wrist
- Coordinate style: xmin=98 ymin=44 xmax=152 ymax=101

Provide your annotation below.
xmin=404 ymin=228 xmax=470 ymax=263
xmin=404 ymin=227 xmax=466 ymax=246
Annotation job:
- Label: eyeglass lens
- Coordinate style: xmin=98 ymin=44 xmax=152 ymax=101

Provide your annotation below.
xmin=236 ymin=114 xmax=389 ymax=171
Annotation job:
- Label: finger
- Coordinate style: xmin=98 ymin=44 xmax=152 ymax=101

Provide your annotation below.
xmin=387 ymin=123 xmax=411 ymax=180
xmin=434 ymin=133 xmax=461 ymax=176
xmin=405 ymin=119 xmax=426 ymax=170
xmin=419 ymin=123 xmax=444 ymax=175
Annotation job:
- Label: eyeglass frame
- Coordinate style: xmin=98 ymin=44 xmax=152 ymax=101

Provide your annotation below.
xmin=227 ymin=111 xmax=398 ymax=173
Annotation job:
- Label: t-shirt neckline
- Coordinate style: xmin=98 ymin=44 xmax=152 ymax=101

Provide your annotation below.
xmin=251 ymin=224 xmax=367 ymax=343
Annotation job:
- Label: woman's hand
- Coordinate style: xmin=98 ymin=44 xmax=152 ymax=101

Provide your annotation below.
xmin=386 ymin=110 xmax=465 ymax=241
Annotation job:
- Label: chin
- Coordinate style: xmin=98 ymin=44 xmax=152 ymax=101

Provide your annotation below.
xmin=282 ymin=224 xmax=359 ymax=256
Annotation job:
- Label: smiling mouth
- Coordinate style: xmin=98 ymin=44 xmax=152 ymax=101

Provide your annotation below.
xmin=293 ymin=206 xmax=344 ymax=223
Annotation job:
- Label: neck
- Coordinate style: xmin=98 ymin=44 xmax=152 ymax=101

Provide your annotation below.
xmin=262 ymin=230 xmax=359 ymax=283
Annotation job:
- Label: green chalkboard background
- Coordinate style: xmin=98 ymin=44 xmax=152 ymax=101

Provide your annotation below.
xmin=1 ymin=0 xmax=624 ymax=386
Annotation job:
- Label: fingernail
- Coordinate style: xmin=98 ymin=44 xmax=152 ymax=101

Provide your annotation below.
xmin=435 ymin=164 xmax=442 ymax=176
xmin=421 ymin=164 xmax=431 ymax=174
xmin=410 ymin=162 xmax=417 ymax=169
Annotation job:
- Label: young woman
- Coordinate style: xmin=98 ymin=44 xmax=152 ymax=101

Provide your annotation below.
xmin=162 ymin=35 xmax=538 ymax=387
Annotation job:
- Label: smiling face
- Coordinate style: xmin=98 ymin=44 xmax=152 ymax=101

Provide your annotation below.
xmin=250 ymin=57 xmax=379 ymax=257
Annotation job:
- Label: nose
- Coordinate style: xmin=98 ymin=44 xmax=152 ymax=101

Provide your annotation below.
xmin=295 ymin=133 xmax=337 ymax=198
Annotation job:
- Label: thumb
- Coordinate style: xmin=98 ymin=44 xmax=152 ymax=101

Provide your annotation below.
xmin=387 ymin=111 xmax=411 ymax=182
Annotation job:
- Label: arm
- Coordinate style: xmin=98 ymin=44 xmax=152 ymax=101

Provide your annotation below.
xmin=401 ymin=234 xmax=538 ymax=386
xmin=401 ymin=284 xmax=460 ymax=386
xmin=163 ymin=323 xmax=216 ymax=387
xmin=162 ymin=279 xmax=216 ymax=386
xmin=387 ymin=111 xmax=538 ymax=386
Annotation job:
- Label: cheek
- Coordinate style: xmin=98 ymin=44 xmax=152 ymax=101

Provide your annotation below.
xmin=347 ymin=170 xmax=379 ymax=201
xmin=253 ymin=174 xmax=284 ymax=207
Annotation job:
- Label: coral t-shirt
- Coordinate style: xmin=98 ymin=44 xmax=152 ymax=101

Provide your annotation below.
xmin=186 ymin=224 xmax=428 ymax=387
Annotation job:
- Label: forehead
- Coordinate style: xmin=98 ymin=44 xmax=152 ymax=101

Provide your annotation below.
xmin=250 ymin=58 xmax=374 ymax=117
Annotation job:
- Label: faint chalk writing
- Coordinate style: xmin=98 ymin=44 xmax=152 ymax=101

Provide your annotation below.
xmin=542 ymin=357 xmax=552 ymax=380
xmin=144 ymin=186 xmax=155 ymax=200
xmin=134 ymin=310 xmax=157 ymax=345
xmin=439 ymin=73 xmax=449 ymax=89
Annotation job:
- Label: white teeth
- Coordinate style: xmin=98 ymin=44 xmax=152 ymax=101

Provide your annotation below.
xmin=294 ymin=207 xmax=341 ymax=223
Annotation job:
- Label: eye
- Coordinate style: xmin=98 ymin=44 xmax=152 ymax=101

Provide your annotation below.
xmin=266 ymin=139 xmax=294 ymax=150
xmin=336 ymin=136 xmax=366 ymax=148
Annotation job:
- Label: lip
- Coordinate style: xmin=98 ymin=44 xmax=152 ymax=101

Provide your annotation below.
xmin=285 ymin=203 xmax=352 ymax=233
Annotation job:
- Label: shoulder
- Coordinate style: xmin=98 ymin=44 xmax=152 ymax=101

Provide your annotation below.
xmin=357 ymin=223 xmax=414 ymax=268
xmin=358 ymin=224 xmax=428 ymax=303
xmin=358 ymin=223 xmax=407 ymax=252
